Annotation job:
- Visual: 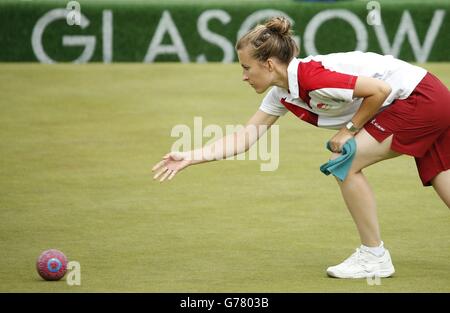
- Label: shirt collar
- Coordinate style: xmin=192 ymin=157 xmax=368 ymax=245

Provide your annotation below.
xmin=287 ymin=57 xmax=301 ymax=98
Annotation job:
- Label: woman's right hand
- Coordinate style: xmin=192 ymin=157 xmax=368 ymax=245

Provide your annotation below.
xmin=152 ymin=151 xmax=192 ymax=182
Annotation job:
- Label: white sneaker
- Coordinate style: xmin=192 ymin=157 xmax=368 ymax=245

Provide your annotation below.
xmin=326 ymin=248 xmax=395 ymax=279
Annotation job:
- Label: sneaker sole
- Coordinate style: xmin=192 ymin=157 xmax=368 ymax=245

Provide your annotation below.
xmin=327 ymin=268 xmax=395 ymax=279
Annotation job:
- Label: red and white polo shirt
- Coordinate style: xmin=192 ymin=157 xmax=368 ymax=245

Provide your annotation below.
xmin=259 ymin=51 xmax=427 ymax=129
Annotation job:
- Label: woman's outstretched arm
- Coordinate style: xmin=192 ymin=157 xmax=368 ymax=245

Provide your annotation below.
xmin=152 ymin=109 xmax=279 ymax=182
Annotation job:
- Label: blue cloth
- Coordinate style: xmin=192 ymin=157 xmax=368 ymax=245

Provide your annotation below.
xmin=319 ymin=137 xmax=357 ymax=181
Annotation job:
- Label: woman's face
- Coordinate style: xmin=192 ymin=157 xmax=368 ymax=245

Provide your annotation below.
xmin=237 ymin=47 xmax=273 ymax=94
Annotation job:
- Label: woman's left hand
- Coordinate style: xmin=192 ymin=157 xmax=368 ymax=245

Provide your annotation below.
xmin=328 ymin=128 xmax=355 ymax=153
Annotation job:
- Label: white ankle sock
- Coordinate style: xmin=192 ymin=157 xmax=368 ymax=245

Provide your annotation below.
xmin=361 ymin=241 xmax=385 ymax=257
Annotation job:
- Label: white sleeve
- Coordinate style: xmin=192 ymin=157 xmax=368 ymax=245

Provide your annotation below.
xmin=259 ymin=87 xmax=288 ymax=117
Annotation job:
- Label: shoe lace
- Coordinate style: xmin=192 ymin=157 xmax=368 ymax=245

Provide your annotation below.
xmin=344 ymin=248 xmax=363 ymax=264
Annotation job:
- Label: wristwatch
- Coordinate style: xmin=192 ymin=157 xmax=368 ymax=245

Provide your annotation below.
xmin=345 ymin=121 xmax=360 ymax=133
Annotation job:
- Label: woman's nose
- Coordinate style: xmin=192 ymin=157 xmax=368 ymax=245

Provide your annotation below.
xmin=242 ymin=74 xmax=248 ymax=81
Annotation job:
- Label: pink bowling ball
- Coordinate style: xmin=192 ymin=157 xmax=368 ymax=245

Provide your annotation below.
xmin=36 ymin=249 xmax=68 ymax=281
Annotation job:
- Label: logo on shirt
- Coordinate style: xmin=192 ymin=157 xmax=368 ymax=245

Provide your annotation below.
xmin=371 ymin=118 xmax=386 ymax=131
xmin=316 ymin=103 xmax=330 ymax=110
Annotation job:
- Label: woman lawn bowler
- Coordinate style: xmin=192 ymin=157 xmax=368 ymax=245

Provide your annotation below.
xmin=152 ymin=17 xmax=450 ymax=279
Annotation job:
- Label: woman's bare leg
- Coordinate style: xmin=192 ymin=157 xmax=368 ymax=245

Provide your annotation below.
xmin=431 ymin=169 xmax=450 ymax=208
xmin=335 ymin=129 xmax=400 ymax=247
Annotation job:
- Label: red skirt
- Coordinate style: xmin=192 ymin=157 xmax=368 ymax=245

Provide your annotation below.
xmin=364 ymin=72 xmax=450 ymax=186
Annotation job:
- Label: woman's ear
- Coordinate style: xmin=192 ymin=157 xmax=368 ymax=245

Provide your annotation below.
xmin=266 ymin=58 xmax=275 ymax=72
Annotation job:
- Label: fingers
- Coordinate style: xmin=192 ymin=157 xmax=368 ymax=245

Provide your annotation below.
xmin=159 ymin=169 xmax=172 ymax=182
xmin=152 ymin=159 xmax=167 ymax=172
xmin=153 ymin=166 xmax=178 ymax=182
xmin=332 ymin=146 xmax=342 ymax=153
xmin=152 ymin=152 xmax=175 ymax=172
xmin=329 ymin=143 xmax=342 ymax=153
xmin=152 ymin=152 xmax=183 ymax=182
xmin=168 ymin=170 xmax=178 ymax=181
xmin=153 ymin=166 xmax=167 ymax=180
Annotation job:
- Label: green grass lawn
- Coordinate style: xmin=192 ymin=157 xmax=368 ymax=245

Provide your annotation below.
xmin=0 ymin=62 xmax=449 ymax=292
